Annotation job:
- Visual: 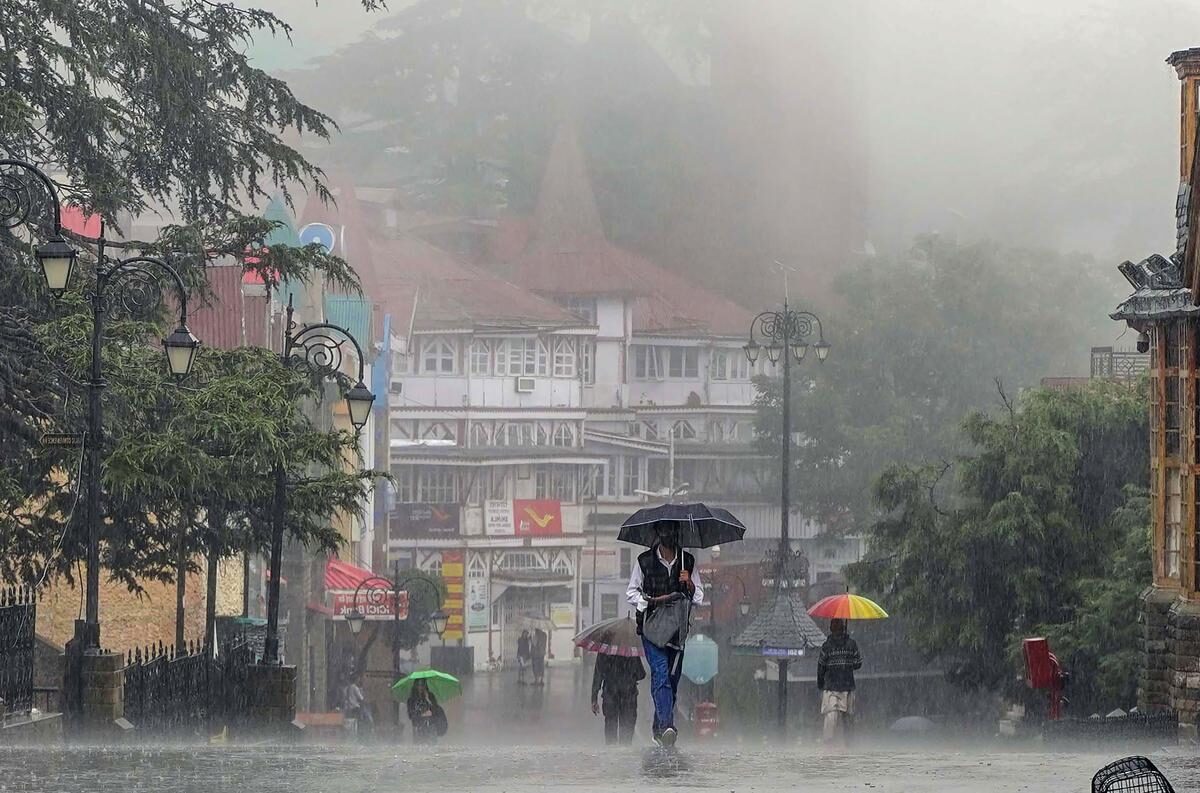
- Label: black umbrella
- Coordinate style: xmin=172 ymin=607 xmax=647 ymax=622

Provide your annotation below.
xmin=618 ymin=502 xmax=746 ymax=548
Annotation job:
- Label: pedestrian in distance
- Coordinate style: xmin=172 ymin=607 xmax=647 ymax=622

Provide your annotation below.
xmin=345 ymin=673 xmax=373 ymax=734
xmin=532 ymin=627 xmax=548 ymax=686
xmin=407 ymin=679 xmax=448 ymax=744
xmin=626 ymin=527 xmax=704 ymax=748
xmin=591 ymin=651 xmax=645 ymax=746
xmin=817 ymin=617 xmax=863 ymax=747
xmin=517 ymin=629 xmax=532 ymax=685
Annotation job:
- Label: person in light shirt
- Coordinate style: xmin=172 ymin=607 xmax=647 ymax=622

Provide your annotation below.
xmin=626 ymin=528 xmax=704 ymax=747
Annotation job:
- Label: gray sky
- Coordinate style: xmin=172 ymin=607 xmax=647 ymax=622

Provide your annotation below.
xmin=250 ymin=0 xmax=1200 ymax=267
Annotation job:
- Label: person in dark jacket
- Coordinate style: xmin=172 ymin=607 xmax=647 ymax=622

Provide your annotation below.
xmin=516 ymin=630 xmax=532 ymax=684
xmin=817 ymin=618 xmax=863 ymax=745
xmin=407 ymin=680 xmax=445 ymax=744
xmin=531 ymin=628 xmax=548 ymax=686
xmin=590 ymin=652 xmax=646 ymax=746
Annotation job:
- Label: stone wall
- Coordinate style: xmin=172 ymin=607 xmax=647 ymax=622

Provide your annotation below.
xmin=1168 ymin=598 xmax=1200 ymax=737
xmin=1142 ymin=586 xmax=1174 ymax=712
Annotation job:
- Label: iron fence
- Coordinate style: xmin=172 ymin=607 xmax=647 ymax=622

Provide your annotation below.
xmin=122 ymin=639 xmax=255 ymax=738
xmin=0 ymin=588 xmax=36 ymax=720
xmin=1045 ymin=712 xmax=1178 ymax=746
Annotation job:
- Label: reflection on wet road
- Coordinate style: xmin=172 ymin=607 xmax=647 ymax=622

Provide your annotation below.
xmin=5 ymin=744 xmax=1199 ymax=793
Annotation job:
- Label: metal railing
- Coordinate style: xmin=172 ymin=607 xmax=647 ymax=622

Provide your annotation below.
xmin=0 ymin=588 xmax=36 ymax=720
xmin=122 ymin=639 xmax=255 ymax=738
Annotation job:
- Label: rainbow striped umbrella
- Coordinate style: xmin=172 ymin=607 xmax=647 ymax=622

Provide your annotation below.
xmin=808 ymin=593 xmax=889 ymax=620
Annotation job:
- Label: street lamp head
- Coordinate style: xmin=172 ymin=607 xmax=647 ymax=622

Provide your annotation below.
xmin=36 ymin=235 xmax=78 ymax=296
xmin=791 ymin=342 xmax=808 ymax=364
xmin=739 ymin=597 xmax=751 ymax=617
xmin=764 ymin=344 xmax=782 ymax=365
xmin=345 ymin=607 xmax=366 ymax=635
xmin=163 ymin=324 xmax=201 ymax=379
xmin=430 ymin=610 xmax=450 ymax=638
xmin=814 ymin=339 xmax=831 ymax=362
xmin=1137 ymin=331 xmax=1150 ymax=354
xmin=743 ymin=340 xmax=761 ymax=365
xmin=345 ymin=381 xmax=375 ymax=431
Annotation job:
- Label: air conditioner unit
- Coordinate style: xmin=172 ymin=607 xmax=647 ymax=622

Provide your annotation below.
xmin=515 ymin=376 xmax=536 ymax=393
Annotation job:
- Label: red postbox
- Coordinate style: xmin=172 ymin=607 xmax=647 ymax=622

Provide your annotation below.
xmin=695 ymin=701 xmax=719 ymax=738
xmin=1023 ymin=637 xmax=1068 ymax=720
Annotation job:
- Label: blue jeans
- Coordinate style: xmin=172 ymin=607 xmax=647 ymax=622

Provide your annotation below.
xmin=642 ymin=637 xmax=683 ymax=737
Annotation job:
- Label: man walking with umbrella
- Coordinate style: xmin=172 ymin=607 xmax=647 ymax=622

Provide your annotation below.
xmin=626 ymin=527 xmax=704 ymax=747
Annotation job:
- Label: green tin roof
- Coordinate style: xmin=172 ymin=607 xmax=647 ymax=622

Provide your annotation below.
xmin=323 ymin=294 xmax=373 ymax=351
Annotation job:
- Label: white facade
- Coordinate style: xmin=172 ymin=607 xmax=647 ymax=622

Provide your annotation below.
xmin=386 ymin=294 xmax=862 ymax=668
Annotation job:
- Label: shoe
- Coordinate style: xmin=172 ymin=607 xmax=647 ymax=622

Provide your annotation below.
xmin=661 ymin=727 xmax=677 ymax=747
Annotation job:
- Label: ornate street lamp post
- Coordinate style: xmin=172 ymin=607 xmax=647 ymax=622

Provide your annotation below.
xmin=1 ymin=159 xmax=200 ymax=653
xmin=742 ymin=300 xmax=828 ymax=737
xmin=261 ymin=297 xmax=375 ymax=666
xmin=344 ymin=574 xmax=447 ymax=727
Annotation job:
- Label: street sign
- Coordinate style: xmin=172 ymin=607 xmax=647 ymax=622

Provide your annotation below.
xmin=40 ymin=432 xmax=85 ymax=448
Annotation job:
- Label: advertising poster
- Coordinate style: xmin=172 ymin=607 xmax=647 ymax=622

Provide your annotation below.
xmin=442 ymin=550 xmax=465 ymax=642
xmin=390 ymin=504 xmax=459 ymax=540
xmin=485 ymin=500 xmax=514 ymax=536
xmin=513 ymin=499 xmax=563 ymax=536
xmin=467 ymin=576 xmax=489 ymax=630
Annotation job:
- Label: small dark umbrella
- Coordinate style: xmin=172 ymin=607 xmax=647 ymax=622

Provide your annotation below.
xmin=617 ymin=502 xmax=746 ymax=548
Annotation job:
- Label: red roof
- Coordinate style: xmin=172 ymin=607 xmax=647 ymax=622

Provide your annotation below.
xmin=187 ymin=264 xmax=271 ymax=350
xmin=324 ymin=557 xmax=379 ymax=592
xmin=494 ymin=122 xmax=754 ymax=337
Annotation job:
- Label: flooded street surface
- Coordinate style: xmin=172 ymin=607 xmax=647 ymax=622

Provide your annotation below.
xmin=3 ymin=745 xmax=1198 ymax=793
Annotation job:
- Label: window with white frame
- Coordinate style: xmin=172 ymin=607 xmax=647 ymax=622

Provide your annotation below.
xmin=553 ymin=556 xmax=571 ymax=576
xmin=580 ymin=340 xmax=595 ymax=384
xmin=535 ymin=466 xmax=576 ymax=501
xmin=632 ymin=345 xmax=662 ymax=380
xmin=641 ymin=420 xmax=659 ymax=440
xmin=672 ymin=420 xmax=697 ymax=440
xmin=392 ymin=420 xmax=416 ymax=441
xmin=711 ymin=349 xmax=751 ymax=381
xmin=579 ymin=466 xmax=597 ymax=500
xmin=666 ymin=348 xmax=699 ymax=379
xmin=498 ymin=338 xmax=549 ymax=376
xmin=552 ymin=337 xmax=576 ymax=378
xmin=421 ymin=337 xmax=457 ymax=374
xmin=486 ymin=468 xmax=509 ymax=501
xmin=551 ymin=422 xmax=577 ymax=447
xmin=493 ymin=422 xmax=510 ymax=446
xmin=427 ymin=557 xmax=443 ymax=577
xmin=394 ymin=467 xmax=416 ymax=503
xmin=622 ymin=455 xmax=641 ymax=495
xmin=418 ymin=468 xmax=457 ymax=503
xmin=469 ymin=339 xmax=492 ymax=376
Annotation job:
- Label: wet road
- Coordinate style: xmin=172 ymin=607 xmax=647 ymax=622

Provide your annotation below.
xmin=3 ymin=744 xmax=1198 ymax=793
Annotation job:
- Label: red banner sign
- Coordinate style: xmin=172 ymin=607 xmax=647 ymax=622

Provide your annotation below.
xmin=513 ymin=500 xmax=563 ymax=536
xmin=330 ymin=590 xmax=408 ymax=621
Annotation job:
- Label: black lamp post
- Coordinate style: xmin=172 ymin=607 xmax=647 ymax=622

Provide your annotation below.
xmin=344 ymin=574 xmax=447 ymax=727
xmin=1 ymin=159 xmax=200 ymax=653
xmin=743 ymin=300 xmax=828 ymax=737
xmin=261 ymin=297 xmax=376 ymax=666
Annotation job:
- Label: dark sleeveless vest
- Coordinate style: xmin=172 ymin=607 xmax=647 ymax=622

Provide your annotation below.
xmin=635 ymin=547 xmax=695 ymax=634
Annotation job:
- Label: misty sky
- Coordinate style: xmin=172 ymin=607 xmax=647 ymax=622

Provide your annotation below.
xmin=252 ymin=0 xmax=1200 ymax=281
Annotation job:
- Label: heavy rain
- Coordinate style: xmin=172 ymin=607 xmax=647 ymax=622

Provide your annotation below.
xmin=2 ymin=1 xmax=1200 ymax=792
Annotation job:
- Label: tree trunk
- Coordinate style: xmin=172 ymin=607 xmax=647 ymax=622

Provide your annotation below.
xmin=175 ymin=527 xmax=187 ymax=649
xmin=206 ymin=505 xmax=226 ymax=655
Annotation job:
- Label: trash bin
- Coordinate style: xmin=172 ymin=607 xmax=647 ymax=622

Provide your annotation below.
xmin=695 ymin=701 xmax=719 ymax=739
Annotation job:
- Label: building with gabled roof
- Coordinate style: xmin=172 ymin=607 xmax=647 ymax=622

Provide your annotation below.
xmin=1113 ymin=47 xmax=1200 ymax=729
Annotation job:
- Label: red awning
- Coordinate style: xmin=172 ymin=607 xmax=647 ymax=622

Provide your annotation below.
xmin=324 ymin=557 xmax=379 ymax=591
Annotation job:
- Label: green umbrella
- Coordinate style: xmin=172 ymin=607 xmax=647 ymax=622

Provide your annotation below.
xmin=390 ymin=668 xmax=462 ymax=702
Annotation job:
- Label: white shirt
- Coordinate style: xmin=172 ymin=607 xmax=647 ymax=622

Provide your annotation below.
xmin=626 ymin=546 xmax=704 ymax=612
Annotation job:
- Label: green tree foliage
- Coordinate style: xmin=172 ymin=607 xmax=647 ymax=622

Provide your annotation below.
xmin=1039 ymin=487 xmax=1150 ymax=714
xmin=755 ymin=236 xmax=1127 ymax=532
xmin=849 ymin=382 xmax=1148 ymax=704
xmin=0 ymin=0 xmax=380 ymax=591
